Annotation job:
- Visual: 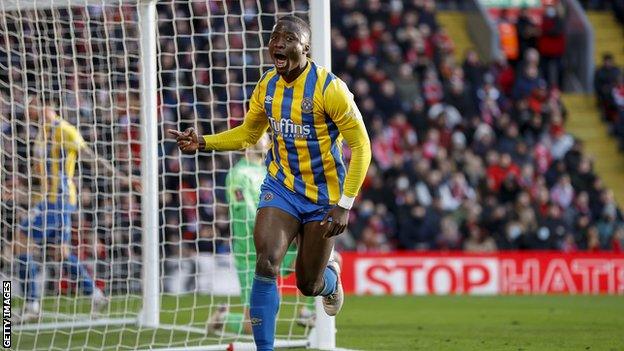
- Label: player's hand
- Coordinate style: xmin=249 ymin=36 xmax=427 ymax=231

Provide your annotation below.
xmin=168 ymin=127 xmax=201 ymax=154
xmin=130 ymin=178 xmax=143 ymax=192
xmin=320 ymin=206 xmax=349 ymax=238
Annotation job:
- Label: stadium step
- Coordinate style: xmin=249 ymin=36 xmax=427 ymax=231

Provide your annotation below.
xmin=562 ymin=93 xmax=624 ymax=205
xmin=587 ymin=11 xmax=624 ymax=66
xmin=563 ymin=11 xmax=624 ymax=205
xmin=437 ymin=11 xmax=474 ymax=61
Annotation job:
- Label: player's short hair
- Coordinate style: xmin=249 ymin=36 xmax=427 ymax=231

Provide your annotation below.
xmin=277 ymin=15 xmax=311 ymax=43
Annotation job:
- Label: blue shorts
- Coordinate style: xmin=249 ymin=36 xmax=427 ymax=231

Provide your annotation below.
xmin=19 ymin=201 xmax=75 ymax=245
xmin=258 ymin=176 xmax=332 ymax=224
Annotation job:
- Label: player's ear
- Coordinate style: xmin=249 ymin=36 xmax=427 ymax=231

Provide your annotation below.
xmin=303 ymin=43 xmax=310 ymax=56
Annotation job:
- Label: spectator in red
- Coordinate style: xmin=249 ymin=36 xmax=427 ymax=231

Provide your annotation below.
xmin=492 ymin=54 xmax=516 ymax=96
xmin=537 ymin=2 xmax=566 ymax=88
xmin=348 ymin=25 xmax=377 ymax=56
xmin=487 ymin=152 xmax=520 ymax=191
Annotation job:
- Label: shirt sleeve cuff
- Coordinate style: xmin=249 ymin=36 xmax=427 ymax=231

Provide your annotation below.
xmin=337 ymin=194 xmax=355 ymax=210
xmin=202 ymin=135 xmax=211 ymax=150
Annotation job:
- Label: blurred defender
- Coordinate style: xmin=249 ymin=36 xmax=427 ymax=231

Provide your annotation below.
xmin=170 ymin=15 xmax=371 ymax=350
xmin=15 ymin=96 xmax=139 ymax=321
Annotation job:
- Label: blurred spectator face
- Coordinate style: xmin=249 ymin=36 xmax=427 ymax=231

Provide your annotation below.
xmin=381 ymin=81 xmax=396 ymax=96
xmin=450 ymin=79 xmax=465 ymax=94
xmin=354 ymin=79 xmax=370 ymax=97
xmin=537 ymin=186 xmax=550 ymax=203
xmin=466 ymin=50 xmax=479 ymax=64
xmin=501 ymin=153 xmax=513 ymax=168
xmin=525 ymin=64 xmax=539 ymax=79
xmin=579 ymin=157 xmax=591 ymax=174
xmin=544 ymin=5 xmax=557 ymax=18
xmin=486 ymin=150 xmax=500 ymax=166
xmin=357 ymin=26 xmax=370 ymax=40
xmin=403 ymin=12 xmax=418 ymax=27
xmin=426 ymin=128 xmax=440 ymax=143
xmin=451 ymin=131 xmax=466 ymax=150
xmin=548 ymin=204 xmax=562 ymax=218
xmin=451 ymin=172 xmax=466 ymax=186
xmin=359 ymin=200 xmax=375 ymax=217
xmin=587 ymin=226 xmax=600 ymax=250
xmin=524 ymin=48 xmax=540 ymax=66
xmin=427 ymin=170 xmax=442 ymax=187
xmin=396 ymin=175 xmax=410 ymax=191
xmin=602 ymin=54 xmax=614 ymax=67
xmin=517 ymin=191 xmax=531 ymax=207
xmin=576 ymin=192 xmax=589 ymax=208
xmin=440 ymin=216 xmax=460 ymax=240
xmin=398 ymin=64 xmax=413 ymax=79
xmin=507 ymin=221 xmax=524 ymax=241
xmin=424 ymin=0 xmax=435 ymax=12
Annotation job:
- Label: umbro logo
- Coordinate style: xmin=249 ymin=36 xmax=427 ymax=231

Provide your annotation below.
xmin=265 ymin=95 xmax=273 ymax=104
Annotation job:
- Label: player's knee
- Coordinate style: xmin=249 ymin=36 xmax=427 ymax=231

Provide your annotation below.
xmin=255 ymin=254 xmax=280 ymax=278
xmin=297 ymin=279 xmax=323 ymax=297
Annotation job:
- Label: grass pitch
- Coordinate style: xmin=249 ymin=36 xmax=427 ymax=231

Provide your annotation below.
xmin=10 ymin=295 xmax=624 ymax=350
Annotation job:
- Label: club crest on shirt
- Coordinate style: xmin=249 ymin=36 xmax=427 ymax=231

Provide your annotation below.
xmin=263 ymin=192 xmax=274 ymax=202
xmin=301 ymin=97 xmax=313 ymax=114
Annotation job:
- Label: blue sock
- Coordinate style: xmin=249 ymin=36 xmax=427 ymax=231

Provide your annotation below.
xmin=320 ymin=266 xmax=338 ymax=297
xmin=64 ymin=254 xmax=94 ymax=296
xmin=250 ymin=275 xmax=279 ymax=351
xmin=18 ymin=254 xmax=40 ymax=301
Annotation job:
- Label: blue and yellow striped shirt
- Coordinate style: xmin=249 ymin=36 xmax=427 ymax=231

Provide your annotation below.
xmin=34 ymin=115 xmax=86 ymax=206
xmin=204 ymin=61 xmax=371 ymax=205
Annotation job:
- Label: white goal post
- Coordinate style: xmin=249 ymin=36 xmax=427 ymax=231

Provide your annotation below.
xmin=0 ymin=0 xmax=335 ymax=350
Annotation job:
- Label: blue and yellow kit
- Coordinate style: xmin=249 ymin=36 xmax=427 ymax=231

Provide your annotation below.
xmin=21 ymin=115 xmax=86 ymax=242
xmin=203 ymin=60 xmax=371 ymax=211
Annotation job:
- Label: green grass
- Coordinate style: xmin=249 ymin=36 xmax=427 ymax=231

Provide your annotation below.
xmin=338 ymin=295 xmax=624 ymax=351
xmin=11 ymin=295 xmax=624 ymax=350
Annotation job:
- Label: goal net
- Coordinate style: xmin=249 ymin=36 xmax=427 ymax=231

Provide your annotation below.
xmin=0 ymin=0 xmax=333 ymax=350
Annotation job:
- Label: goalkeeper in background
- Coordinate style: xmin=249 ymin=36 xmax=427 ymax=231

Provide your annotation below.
xmin=15 ymin=95 xmax=139 ymax=321
xmin=208 ymin=135 xmax=314 ymax=335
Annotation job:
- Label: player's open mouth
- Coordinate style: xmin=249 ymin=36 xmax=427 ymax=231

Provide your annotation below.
xmin=274 ymin=53 xmax=288 ymax=69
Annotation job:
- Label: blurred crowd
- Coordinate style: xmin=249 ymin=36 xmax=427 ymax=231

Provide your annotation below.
xmin=1 ymin=0 xmax=623 ymax=282
xmin=329 ymin=0 xmax=623 ymax=253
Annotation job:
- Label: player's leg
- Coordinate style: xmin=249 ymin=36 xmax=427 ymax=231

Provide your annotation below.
xmin=56 ymin=205 xmax=107 ymax=310
xmin=15 ymin=232 xmax=41 ymax=317
xmin=16 ymin=203 xmax=44 ymax=317
xmin=280 ymin=242 xmax=315 ymax=327
xmin=250 ymin=207 xmax=300 ymax=351
xmin=296 ymin=221 xmax=343 ymax=316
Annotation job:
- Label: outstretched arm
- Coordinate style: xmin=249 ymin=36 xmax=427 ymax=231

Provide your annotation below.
xmin=81 ymin=146 xmax=142 ymax=192
xmin=169 ymin=83 xmax=268 ymax=153
xmin=168 ymin=114 xmax=268 ymax=154
xmin=61 ymin=122 xmax=141 ymax=191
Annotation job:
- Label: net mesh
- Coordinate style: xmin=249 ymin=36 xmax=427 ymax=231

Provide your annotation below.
xmin=0 ymin=1 xmax=314 ymax=350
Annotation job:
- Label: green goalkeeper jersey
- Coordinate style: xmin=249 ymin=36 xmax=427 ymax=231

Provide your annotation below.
xmin=226 ymin=158 xmax=266 ymax=255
